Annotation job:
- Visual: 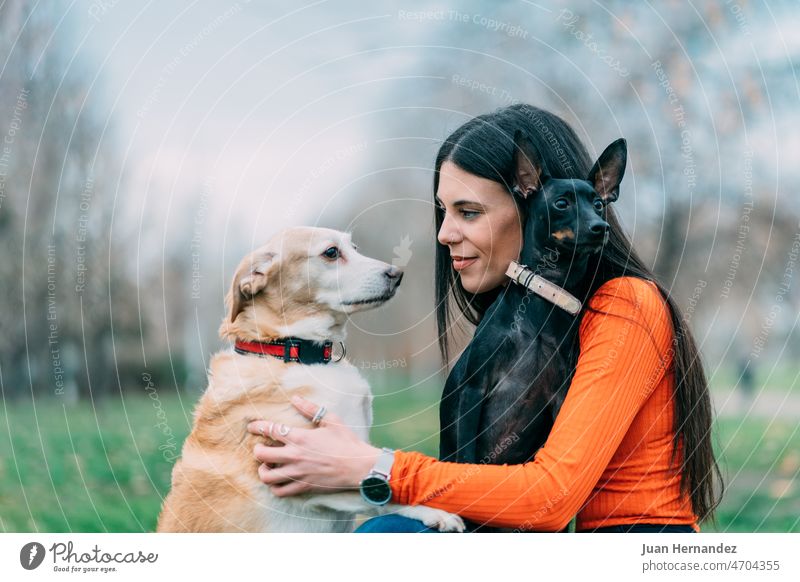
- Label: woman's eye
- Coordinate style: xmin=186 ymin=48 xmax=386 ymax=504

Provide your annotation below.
xmin=554 ymin=199 xmax=569 ymax=210
xmin=593 ymin=199 xmax=604 ymax=211
xmin=322 ymin=246 xmax=340 ymax=260
xmin=460 ymin=210 xmax=480 ymax=219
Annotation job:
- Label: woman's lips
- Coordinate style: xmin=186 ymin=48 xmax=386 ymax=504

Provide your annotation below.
xmin=452 ymin=256 xmax=478 ymax=271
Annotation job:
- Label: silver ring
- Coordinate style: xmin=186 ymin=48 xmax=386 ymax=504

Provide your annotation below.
xmin=277 ymin=423 xmax=291 ymax=437
xmin=268 ymin=422 xmax=275 ymax=440
xmin=311 ymin=405 xmax=327 ymax=426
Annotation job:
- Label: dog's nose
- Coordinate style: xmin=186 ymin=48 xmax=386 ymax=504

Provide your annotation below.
xmin=384 ymin=266 xmax=403 ymax=285
xmin=589 ymin=222 xmax=609 ymax=236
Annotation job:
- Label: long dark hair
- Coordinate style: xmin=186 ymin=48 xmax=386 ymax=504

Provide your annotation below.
xmin=433 ymin=103 xmax=723 ymax=523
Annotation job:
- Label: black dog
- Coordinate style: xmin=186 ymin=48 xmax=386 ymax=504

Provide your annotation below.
xmin=439 ymin=130 xmax=627 ymax=494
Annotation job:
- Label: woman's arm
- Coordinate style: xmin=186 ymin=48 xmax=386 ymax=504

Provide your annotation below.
xmin=388 ymin=277 xmax=674 ymax=531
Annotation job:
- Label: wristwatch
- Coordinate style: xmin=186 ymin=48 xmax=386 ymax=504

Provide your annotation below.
xmin=359 ymin=447 xmax=395 ymax=506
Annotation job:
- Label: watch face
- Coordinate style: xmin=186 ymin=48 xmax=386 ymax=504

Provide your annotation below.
xmin=360 ymin=476 xmax=392 ymax=505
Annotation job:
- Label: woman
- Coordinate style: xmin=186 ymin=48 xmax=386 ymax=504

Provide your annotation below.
xmin=246 ymin=104 xmax=723 ymax=533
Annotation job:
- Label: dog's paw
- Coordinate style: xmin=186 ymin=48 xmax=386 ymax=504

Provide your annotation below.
xmin=397 ymin=506 xmax=465 ymax=532
xmin=422 ymin=509 xmax=466 ymax=533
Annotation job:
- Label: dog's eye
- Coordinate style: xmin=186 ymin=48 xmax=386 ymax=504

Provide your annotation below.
xmin=322 ymin=246 xmax=340 ymax=260
xmin=593 ymin=198 xmax=604 ymax=211
xmin=554 ymin=199 xmax=569 ymax=210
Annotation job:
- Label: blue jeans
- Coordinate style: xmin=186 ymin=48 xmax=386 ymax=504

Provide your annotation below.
xmin=355 ymin=515 xmax=441 ymax=533
xmin=355 ymin=515 xmax=697 ymax=533
xmin=582 ymin=523 xmax=696 ymax=533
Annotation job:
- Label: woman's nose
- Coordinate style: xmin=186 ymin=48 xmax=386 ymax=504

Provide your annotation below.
xmin=437 ymin=213 xmax=462 ymax=245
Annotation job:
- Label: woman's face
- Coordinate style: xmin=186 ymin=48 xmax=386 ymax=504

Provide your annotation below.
xmin=436 ymin=161 xmax=523 ymax=294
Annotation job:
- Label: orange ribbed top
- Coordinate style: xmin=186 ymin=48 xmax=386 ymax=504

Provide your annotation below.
xmin=389 ymin=276 xmax=700 ymax=532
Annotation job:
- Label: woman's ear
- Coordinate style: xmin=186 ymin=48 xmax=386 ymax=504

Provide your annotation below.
xmin=512 ymin=129 xmax=549 ymax=199
xmin=587 ymin=138 xmax=627 ymax=203
xmin=230 ymin=250 xmax=277 ymax=323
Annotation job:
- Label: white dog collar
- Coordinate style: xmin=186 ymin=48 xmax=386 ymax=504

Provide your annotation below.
xmin=505 ymin=261 xmax=582 ymax=315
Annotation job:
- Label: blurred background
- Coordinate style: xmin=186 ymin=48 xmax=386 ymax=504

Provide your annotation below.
xmin=0 ymin=0 xmax=798 ymax=532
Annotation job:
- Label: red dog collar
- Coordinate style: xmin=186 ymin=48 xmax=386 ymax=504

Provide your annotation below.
xmin=234 ymin=338 xmax=335 ymax=364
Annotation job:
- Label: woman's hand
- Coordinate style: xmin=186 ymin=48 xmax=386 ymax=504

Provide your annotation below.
xmin=246 ymin=395 xmax=381 ymax=497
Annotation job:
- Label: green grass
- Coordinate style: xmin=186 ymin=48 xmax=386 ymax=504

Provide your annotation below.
xmin=1 ymin=381 xmax=798 ymax=532
xmin=705 ymin=417 xmax=800 ymax=532
xmin=0 ymin=392 xmax=193 ymax=532
xmin=369 ymin=379 xmax=442 ymax=457
xmin=709 ymin=362 xmax=799 ymax=394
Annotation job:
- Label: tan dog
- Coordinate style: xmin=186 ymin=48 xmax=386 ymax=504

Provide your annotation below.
xmin=156 ymin=226 xmax=464 ymax=532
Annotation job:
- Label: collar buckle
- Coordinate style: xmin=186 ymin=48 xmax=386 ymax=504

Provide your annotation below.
xmin=283 ymin=338 xmax=301 ymax=363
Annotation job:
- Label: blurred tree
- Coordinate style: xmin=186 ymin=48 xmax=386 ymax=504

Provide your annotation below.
xmin=0 ymin=1 xmax=179 ymax=401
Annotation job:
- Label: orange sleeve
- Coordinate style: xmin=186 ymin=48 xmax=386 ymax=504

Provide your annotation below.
xmin=388 ymin=277 xmax=674 ymax=531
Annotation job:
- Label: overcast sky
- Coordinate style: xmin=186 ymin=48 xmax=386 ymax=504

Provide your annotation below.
xmin=67 ymin=0 xmax=453 ymax=259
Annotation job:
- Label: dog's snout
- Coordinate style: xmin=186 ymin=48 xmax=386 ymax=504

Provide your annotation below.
xmin=384 ymin=265 xmax=404 ymax=285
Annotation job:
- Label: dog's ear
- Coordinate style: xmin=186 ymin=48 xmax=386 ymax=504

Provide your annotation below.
xmin=512 ymin=129 xmax=548 ymax=199
xmin=230 ymin=251 xmax=277 ymax=323
xmin=588 ymin=138 xmax=627 ymax=203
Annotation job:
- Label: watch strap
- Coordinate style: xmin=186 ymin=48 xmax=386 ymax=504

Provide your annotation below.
xmin=370 ymin=447 xmax=394 ymax=479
